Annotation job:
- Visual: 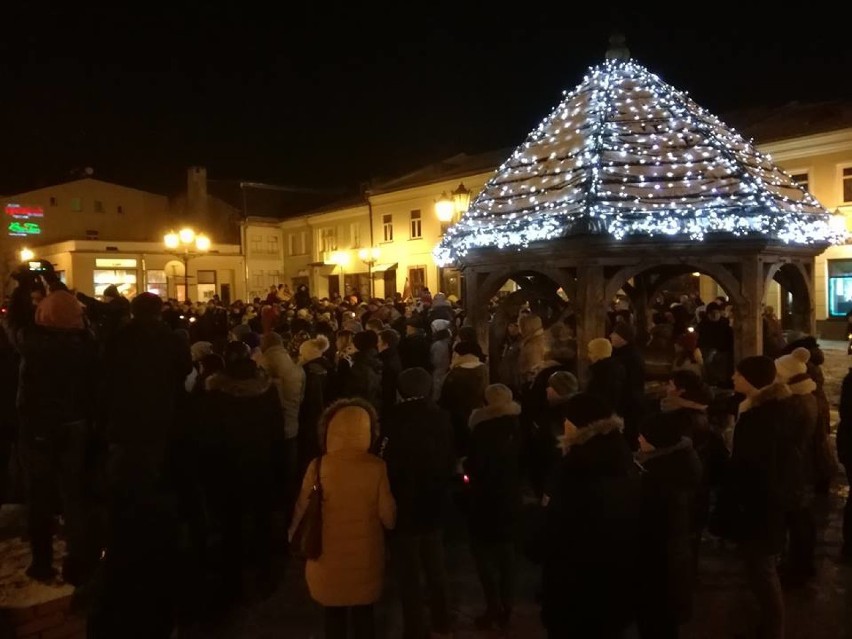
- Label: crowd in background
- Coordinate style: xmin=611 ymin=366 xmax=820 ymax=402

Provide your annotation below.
xmin=1 ymin=262 xmax=851 ymax=639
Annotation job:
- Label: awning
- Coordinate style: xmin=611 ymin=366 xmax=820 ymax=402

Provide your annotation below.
xmin=371 ymin=262 xmax=398 ymax=276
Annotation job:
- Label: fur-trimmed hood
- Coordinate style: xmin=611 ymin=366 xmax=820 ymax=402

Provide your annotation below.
xmin=469 ymin=401 xmax=521 ymax=429
xmin=565 ymin=415 xmax=624 ymax=448
xmin=452 ymin=352 xmax=486 ymax=369
xmin=206 ymin=369 xmax=272 ymax=397
xmin=739 ymin=381 xmax=792 ymax=415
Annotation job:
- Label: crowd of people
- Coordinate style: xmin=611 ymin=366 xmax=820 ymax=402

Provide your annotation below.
xmin=0 ymin=260 xmax=849 ymax=639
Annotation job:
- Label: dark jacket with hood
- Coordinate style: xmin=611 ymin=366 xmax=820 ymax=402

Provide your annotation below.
xmin=636 ymin=437 xmax=703 ymax=625
xmin=200 ymin=364 xmax=284 ymax=499
xmin=541 ymin=415 xmax=640 ymax=635
xmin=585 ymin=356 xmax=625 ymax=411
xmin=379 ymin=397 xmax=455 ymax=534
xmin=342 ymin=348 xmax=383 ymax=412
xmin=464 ymin=399 xmax=523 ymax=542
xmin=378 ymin=346 xmax=402 ymax=416
xmin=730 ymin=382 xmax=798 ymax=554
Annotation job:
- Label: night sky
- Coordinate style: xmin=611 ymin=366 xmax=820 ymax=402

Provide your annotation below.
xmin=4 ymin=4 xmax=851 ymax=196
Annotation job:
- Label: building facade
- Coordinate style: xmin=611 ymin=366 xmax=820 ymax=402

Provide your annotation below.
xmin=28 ymin=239 xmax=245 ymax=303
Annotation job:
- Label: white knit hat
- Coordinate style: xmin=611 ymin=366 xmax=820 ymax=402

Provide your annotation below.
xmin=775 ymin=346 xmax=810 ymax=382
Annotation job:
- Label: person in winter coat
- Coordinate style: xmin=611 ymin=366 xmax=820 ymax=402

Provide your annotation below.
xmin=200 ymin=341 xmax=285 ymax=598
xmin=465 ymin=384 xmax=523 ymax=631
xmin=439 ymin=340 xmax=489 ymax=459
xmin=430 ymin=319 xmax=453 ymax=400
xmin=585 ymin=337 xmax=626 ymax=410
xmin=14 ymin=289 xmax=99 ymax=583
xmin=782 ymin=336 xmax=833 ymax=494
xmin=399 ymin=318 xmax=432 ymax=372
xmin=498 ymin=321 xmax=522 ymax=395
xmin=540 ymin=392 xmax=640 ymax=638
xmin=610 ymin=321 xmax=646 ymax=451
xmin=341 ymin=330 xmax=383 ymax=413
xmin=517 ymin=313 xmax=546 ymax=385
xmin=259 ymin=332 xmax=306 ymax=516
xmin=290 ymin=399 xmax=396 ymax=639
xmin=377 ymin=329 xmax=403 ymax=416
xmin=379 ymin=367 xmax=455 ymax=639
xmin=837 ymin=367 xmax=852 ymax=561
xmin=774 ymin=347 xmax=819 ymax=586
xmin=730 ymin=356 xmax=799 ymax=639
xmin=635 ymin=410 xmax=703 ymax=639
xmin=75 ymin=283 xmax=130 ymax=349
xmin=428 ymin=293 xmax=455 ymax=324
xmin=298 ymin=335 xmax=335 ymax=478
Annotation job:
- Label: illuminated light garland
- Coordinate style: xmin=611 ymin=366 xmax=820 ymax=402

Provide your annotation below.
xmin=434 ymin=58 xmax=846 ymax=266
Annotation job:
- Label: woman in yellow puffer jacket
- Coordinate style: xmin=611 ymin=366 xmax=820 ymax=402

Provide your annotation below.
xmin=290 ymin=398 xmax=396 ymax=639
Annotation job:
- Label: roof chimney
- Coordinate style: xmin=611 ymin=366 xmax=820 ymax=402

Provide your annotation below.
xmin=605 ymin=32 xmax=630 ymax=61
xmin=187 ymin=166 xmax=208 ymax=216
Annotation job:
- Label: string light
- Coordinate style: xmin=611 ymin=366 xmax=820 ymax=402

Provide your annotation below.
xmin=435 ymin=58 xmax=845 ymax=266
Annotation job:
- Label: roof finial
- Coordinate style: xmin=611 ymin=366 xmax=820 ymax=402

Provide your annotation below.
xmin=605 ymin=32 xmax=630 ymax=61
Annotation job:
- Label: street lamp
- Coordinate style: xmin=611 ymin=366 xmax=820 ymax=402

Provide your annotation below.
xmin=19 ymin=247 xmax=35 ymax=263
xmin=359 ymin=247 xmax=381 ymax=298
xmin=435 ymin=192 xmax=454 ymax=224
xmin=163 ymin=227 xmax=211 ymax=302
xmin=452 ymin=182 xmax=471 ymax=217
xmin=328 ymin=250 xmax=350 ymax=299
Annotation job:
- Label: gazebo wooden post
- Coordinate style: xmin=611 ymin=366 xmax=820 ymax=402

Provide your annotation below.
xmin=735 ymin=255 xmax=763 ymax=364
xmin=575 ymin=263 xmax=607 ymax=384
xmin=462 ymin=268 xmax=489 ymax=355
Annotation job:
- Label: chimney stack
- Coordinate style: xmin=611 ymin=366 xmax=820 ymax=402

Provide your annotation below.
xmin=187 ymin=166 xmax=208 ymax=217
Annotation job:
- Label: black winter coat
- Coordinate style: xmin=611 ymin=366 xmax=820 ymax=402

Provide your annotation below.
xmin=342 ymin=349 xmax=383 ymax=412
xmin=439 ymin=356 xmax=488 ymax=458
xmin=199 ymin=368 xmax=285 ymax=503
xmin=399 ymin=331 xmax=432 ymax=372
xmin=586 ymin=356 xmax=625 ymax=412
xmin=636 ymin=438 xmax=703 ymax=625
xmin=837 ymin=368 xmax=852 ymax=467
xmin=379 ymin=398 xmax=455 ymax=534
xmin=465 ymin=403 xmax=523 ymax=542
xmin=541 ymin=415 xmax=640 ymax=636
xmin=378 ymin=346 xmax=402 ymax=416
xmin=299 ymin=356 xmax=335 ymax=465
xmin=730 ymin=382 xmax=798 ymax=554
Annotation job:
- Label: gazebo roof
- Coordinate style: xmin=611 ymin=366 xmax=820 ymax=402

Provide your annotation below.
xmin=436 ymin=53 xmax=843 ymax=265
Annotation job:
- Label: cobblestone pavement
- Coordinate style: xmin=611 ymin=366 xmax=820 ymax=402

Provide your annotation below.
xmin=178 ymin=343 xmax=852 ymax=639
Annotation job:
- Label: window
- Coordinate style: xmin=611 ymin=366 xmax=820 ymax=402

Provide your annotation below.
xmin=267 ymin=270 xmax=281 ymax=287
xmin=71 ymin=197 xmax=82 ymax=212
xmin=790 ymin=172 xmax=809 ymax=192
xmin=828 ymin=259 xmax=852 ymax=317
xmin=298 ymin=230 xmax=307 ymax=255
xmin=289 ymin=231 xmax=307 ymax=255
xmin=267 ymin=235 xmax=279 ymax=255
xmin=409 ymin=209 xmax=422 ymax=239
xmin=250 ymin=235 xmax=262 ymax=252
xmin=382 ymin=214 xmax=394 ymax=242
xmin=252 ymin=270 xmax=265 ymax=288
xmin=350 ymin=222 xmax=361 ymax=248
xmin=197 ymin=270 xmax=217 ymax=301
xmin=844 ymin=167 xmax=852 ymax=204
xmin=146 ymin=270 xmax=167 ymax=299
xmin=94 ymin=200 xmax=104 ymax=213
xmin=320 ymin=227 xmax=337 ymax=252
xmin=93 ymin=269 xmax=137 ymax=298
xmin=49 ymin=196 xmax=57 ymax=207
xmin=85 ymin=229 xmax=99 ymax=239
xmin=287 ymin=233 xmax=295 ymax=256
xmin=117 ymin=205 xmax=124 ymax=214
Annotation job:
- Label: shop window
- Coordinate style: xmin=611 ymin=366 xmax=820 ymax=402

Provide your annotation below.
xmin=828 ymin=259 xmax=852 ymax=317
xmin=146 ymin=269 xmax=167 ymax=299
xmin=197 ymin=270 xmax=217 ymax=301
xmin=93 ymin=269 xmax=137 ymax=299
xmin=408 ymin=266 xmax=426 ymax=298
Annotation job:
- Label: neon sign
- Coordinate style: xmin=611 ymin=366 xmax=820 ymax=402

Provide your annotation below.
xmin=5 ymin=204 xmax=44 ymax=218
xmin=5 ymin=203 xmax=45 ymax=237
xmin=8 ymin=221 xmax=42 ymax=236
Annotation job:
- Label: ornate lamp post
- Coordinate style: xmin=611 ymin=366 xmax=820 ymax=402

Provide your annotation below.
xmin=358 ymin=247 xmax=381 ymax=298
xmin=164 ymin=227 xmax=211 ymax=302
xmin=434 ymin=183 xmax=472 ymax=297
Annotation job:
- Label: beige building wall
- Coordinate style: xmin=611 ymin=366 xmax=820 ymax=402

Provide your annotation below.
xmin=758 ymin=129 xmax=852 ymax=328
xmin=243 ymin=219 xmax=285 ymax=301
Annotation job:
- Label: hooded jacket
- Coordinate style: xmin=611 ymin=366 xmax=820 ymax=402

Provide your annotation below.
xmin=291 ymin=405 xmax=396 ymax=606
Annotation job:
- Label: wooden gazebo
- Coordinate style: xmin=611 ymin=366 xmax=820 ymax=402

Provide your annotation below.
xmin=436 ymin=43 xmax=842 ymax=380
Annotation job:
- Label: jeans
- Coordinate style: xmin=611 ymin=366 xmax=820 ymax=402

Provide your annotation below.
xmin=390 ymin=531 xmax=451 ymax=638
xmin=21 ymin=418 xmax=92 ymax=573
xmin=325 ymin=605 xmax=374 ymax=639
xmin=742 ymin=546 xmax=784 ymax=639
xmin=471 ymin=541 xmax=516 ymax=617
